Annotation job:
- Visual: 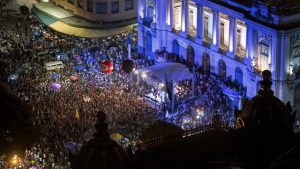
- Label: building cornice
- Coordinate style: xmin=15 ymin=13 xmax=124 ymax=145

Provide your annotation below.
xmin=193 ymin=0 xmax=300 ymax=31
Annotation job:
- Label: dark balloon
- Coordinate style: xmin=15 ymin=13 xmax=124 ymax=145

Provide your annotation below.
xmin=122 ymin=59 xmax=135 ymax=74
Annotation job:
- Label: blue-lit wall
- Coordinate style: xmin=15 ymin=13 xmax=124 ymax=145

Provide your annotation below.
xmin=137 ymin=0 xmax=300 ymax=111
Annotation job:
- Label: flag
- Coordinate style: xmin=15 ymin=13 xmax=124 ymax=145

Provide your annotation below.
xmin=165 ymin=74 xmax=172 ymax=100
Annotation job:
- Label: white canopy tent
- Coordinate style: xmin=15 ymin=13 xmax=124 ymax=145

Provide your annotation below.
xmin=140 ymin=62 xmax=193 ymax=82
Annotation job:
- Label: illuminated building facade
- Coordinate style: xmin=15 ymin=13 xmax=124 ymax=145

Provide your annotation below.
xmin=53 ymin=0 xmax=137 ymax=22
xmin=137 ymin=0 xmax=300 ymax=110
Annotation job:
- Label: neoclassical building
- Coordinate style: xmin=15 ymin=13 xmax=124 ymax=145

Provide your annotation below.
xmin=53 ymin=0 xmax=137 ymax=22
xmin=137 ymin=0 xmax=300 ymax=111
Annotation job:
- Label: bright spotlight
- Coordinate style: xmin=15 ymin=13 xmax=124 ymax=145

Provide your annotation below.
xmin=159 ymin=83 xmax=165 ymax=88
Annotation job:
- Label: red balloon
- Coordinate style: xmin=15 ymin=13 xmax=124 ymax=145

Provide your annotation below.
xmin=100 ymin=60 xmax=113 ymax=74
xmin=70 ymin=76 xmax=79 ymax=81
xmin=122 ymin=59 xmax=135 ymax=74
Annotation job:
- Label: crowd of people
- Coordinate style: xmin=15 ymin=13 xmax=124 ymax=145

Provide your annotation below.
xmin=152 ymin=53 xmax=239 ymax=129
xmin=0 ymin=7 xmax=245 ymax=168
xmin=1 ymin=13 xmax=159 ymax=168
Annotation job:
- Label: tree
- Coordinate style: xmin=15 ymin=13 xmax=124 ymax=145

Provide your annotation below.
xmin=0 ymin=83 xmax=38 ymax=156
xmin=0 ymin=0 xmax=13 ymax=18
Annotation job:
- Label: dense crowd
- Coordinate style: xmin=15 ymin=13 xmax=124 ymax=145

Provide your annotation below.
xmin=0 ymin=9 xmax=244 ymax=168
xmin=1 ymin=14 xmax=159 ymax=168
xmin=148 ymin=53 xmax=239 ymax=129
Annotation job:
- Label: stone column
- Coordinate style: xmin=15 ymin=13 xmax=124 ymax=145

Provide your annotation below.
xmin=168 ymin=0 xmax=174 ymax=31
xmin=232 ymin=19 xmax=236 ymax=55
xmin=212 ymin=10 xmax=219 ymax=50
xmin=227 ymin=17 xmax=236 ymax=58
xmin=138 ymin=0 xmax=142 ymax=22
xmin=246 ymin=24 xmax=253 ymax=59
xmin=166 ymin=0 xmax=170 ymax=26
xmin=143 ymin=0 xmax=146 ymax=19
xmin=195 ymin=4 xmax=203 ymax=44
xmin=154 ymin=0 xmax=158 ymax=23
xmin=180 ymin=0 xmax=188 ymax=37
xmin=271 ymin=35 xmax=277 ymax=76
xmin=252 ymin=30 xmax=258 ymax=67
xmin=185 ymin=0 xmax=189 ymax=36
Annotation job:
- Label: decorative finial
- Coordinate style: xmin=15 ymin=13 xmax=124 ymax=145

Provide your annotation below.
xmin=259 ymin=70 xmax=273 ymax=96
xmin=93 ymin=111 xmax=110 ymax=141
xmin=262 ymin=70 xmax=271 ymax=81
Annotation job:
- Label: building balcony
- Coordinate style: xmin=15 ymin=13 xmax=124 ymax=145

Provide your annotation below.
xmin=219 ymin=43 xmax=228 ymax=54
xmin=234 ymin=49 xmax=246 ymax=63
xmin=172 ymin=28 xmax=181 ymax=35
xmin=203 ymin=37 xmax=212 ymax=47
xmin=188 ymin=29 xmax=196 ymax=40
xmin=253 ymin=68 xmax=263 ymax=76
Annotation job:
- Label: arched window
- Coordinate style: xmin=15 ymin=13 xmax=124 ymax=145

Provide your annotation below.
xmin=219 ymin=59 xmax=226 ymax=78
xmin=235 ymin=67 xmax=243 ymax=86
xmin=202 ymin=52 xmax=210 ymax=70
xmin=173 ymin=40 xmax=180 ymax=56
xmin=187 ymin=46 xmax=195 ymax=66
xmin=257 ymin=36 xmax=271 ymax=72
xmin=173 ymin=0 xmax=182 ymax=31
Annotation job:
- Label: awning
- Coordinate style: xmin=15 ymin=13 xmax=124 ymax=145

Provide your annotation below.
xmin=140 ymin=62 xmax=193 ymax=82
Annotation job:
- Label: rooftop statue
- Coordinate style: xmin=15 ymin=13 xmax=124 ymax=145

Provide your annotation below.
xmin=236 ymin=70 xmax=294 ymax=138
xmin=69 ymin=111 xmax=129 ymax=169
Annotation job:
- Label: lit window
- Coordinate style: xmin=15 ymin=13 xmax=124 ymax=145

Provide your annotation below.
xmin=203 ymin=7 xmax=213 ymax=43
xmin=257 ymin=38 xmax=270 ymax=72
xmin=236 ymin=20 xmax=247 ymax=58
xmin=173 ymin=0 xmax=182 ymax=31
xmin=188 ymin=1 xmax=197 ymax=37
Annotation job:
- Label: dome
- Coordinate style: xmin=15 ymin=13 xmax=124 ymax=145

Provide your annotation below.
xmin=236 ymin=70 xmax=293 ymax=138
